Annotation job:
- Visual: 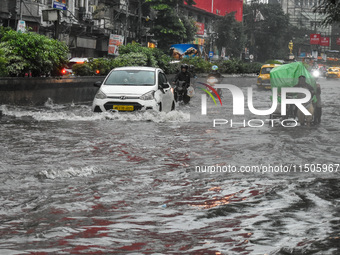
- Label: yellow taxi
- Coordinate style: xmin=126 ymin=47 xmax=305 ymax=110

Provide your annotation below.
xmin=325 ymin=67 xmax=340 ymax=79
xmin=257 ymin=64 xmax=281 ymax=89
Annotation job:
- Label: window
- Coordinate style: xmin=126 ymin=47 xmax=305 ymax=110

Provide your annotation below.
xmin=105 ymin=70 xmax=155 ymax=86
xmin=158 ymin=72 xmax=167 ymax=86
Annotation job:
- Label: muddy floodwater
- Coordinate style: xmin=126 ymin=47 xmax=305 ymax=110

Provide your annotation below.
xmin=0 ymin=77 xmax=339 ymax=254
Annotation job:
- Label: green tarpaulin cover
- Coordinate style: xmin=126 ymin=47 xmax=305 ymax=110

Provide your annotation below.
xmin=270 ymin=61 xmax=316 ymax=90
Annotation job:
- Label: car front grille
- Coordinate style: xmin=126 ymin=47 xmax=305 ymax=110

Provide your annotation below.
xmin=328 ymin=74 xmax=338 ymax=78
xmin=104 ymin=102 xmax=143 ymax=111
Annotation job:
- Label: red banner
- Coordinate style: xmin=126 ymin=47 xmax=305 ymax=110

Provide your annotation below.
xmin=337 ymin=38 xmax=340 ymax=45
xmin=195 ymin=22 xmax=205 ymax=35
xmin=310 ymin=34 xmax=320 ymax=44
xmin=320 ymin=37 xmax=330 ymax=46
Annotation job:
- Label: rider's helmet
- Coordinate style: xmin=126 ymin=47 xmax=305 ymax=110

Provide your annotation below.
xmin=181 ymin=64 xmax=189 ymax=71
xmin=212 ymin=65 xmax=218 ymax=71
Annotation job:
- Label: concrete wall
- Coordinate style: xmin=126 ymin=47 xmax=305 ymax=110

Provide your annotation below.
xmin=0 ymin=76 xmax=104 ymax=106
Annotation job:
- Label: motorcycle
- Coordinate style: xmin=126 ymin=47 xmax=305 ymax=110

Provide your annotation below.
xmin=206 ymin=76 xmax=223 ymax=97
xmin=174 ymin=80 xmax=191 ymax=104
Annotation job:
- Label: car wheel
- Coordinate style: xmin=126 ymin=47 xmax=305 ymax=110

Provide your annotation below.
xmin=159 ymin=103 xmax=162 ymax=112
xmin=171 ymin=101 xmax=175 ymax=111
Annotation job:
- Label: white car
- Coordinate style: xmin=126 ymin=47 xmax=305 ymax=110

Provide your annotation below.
xmin=61 ymin=57 xmax=89 ymax=76
xmin=92 ymin=66 xmax=175 ymax=112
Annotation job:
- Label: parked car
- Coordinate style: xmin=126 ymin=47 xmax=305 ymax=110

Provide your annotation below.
xmin=256 ymin=64 xmax=281 ymax=89
xmin=61 ymin=57 xmax=89 ymax=76
xmin=325 ymin=67 xmax=340 ymax=79
xmin=92 ymin=66 xmax=175 ymax=112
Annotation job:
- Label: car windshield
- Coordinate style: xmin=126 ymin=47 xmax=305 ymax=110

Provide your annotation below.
xmin=104 ymin=70 xmax=155 ymax=85
xmin=261 ymin=67 xmax=273 ymax=74
xmin=66 ymin=62 xmax=83 ymax=69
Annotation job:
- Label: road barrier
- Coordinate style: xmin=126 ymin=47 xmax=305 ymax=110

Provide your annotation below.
xmin=0 ymin=76 xmax=105 ymax=106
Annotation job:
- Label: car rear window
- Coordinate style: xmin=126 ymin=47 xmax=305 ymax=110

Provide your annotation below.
xmin=104 ymin=70 xmax=155 ymax=85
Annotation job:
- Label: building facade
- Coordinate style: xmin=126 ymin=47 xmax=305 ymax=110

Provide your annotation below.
xmin=0 ymin=0 xmax=243 ymax=58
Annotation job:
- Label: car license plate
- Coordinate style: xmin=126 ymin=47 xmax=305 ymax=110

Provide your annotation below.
xmin=113 ymin=105 xmax=134 ymax=111
xmin=265 ymin=86 xmax=271 ymax=89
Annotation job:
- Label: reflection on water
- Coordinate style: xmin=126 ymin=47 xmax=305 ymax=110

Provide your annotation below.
xmin=0 ymin=78 xmax=339 ymax=254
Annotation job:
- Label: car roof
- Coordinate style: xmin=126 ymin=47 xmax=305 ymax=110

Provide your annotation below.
xmin=69 ymin=57 xmax=89 ymax=63
xmin=113 ymin=66 xmax=159 ymax=71
xmin=261 ymin=64 xmax=281 ymax=68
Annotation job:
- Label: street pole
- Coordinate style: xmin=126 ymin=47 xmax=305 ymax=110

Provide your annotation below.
xmin=124 ymin=0 xmax=129 ymax=45
xmin=55 ymin=10 xmax=60 ymax=40
xmin=138 ymin=0 xmax=142 ymax=43
xmin=20 ymin=0 xmax=23 ymax=20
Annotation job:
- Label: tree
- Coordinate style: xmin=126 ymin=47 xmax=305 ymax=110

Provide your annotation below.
xmin=0 ymin=30 xmax=69 ymax=77
xmin=313 ymin=0 xmax=340 ymax=25
xmin=215 ymin=12 xmax=246 ymax=59
xmin=145 ymin=0 xmax=197 ymax=50
xmin=243 ymin=3 xmax=290 ymax=62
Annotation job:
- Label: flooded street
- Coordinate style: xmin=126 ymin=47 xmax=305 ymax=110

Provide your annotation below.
xmin=0 ymin=77 xmax=339 ymax=254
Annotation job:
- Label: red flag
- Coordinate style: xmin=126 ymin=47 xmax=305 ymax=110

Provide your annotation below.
xmin=336 ymin=38 xmax=340 ymax=45
xmin=310 ymin=34 xmax=320 ymax=44
xmin=320 ymin=37 xmax=330 ymax=46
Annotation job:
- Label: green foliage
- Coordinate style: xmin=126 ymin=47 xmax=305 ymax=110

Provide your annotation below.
xmin=215 ymin=12 xmax=246 ymax=58
xmin=151 ymin=48 xmax=173 ymax=73
xmin=146 ymin=0 xmax=197 ymax=50
xmin=119 ymin=43 xmax=157 ymax=67
xmin=0 ymin=29 xmax=69 ymax=77
xmin=243 ymin=62 xmax=263 ymax=73
xmin=243 ymin=3 xmax=290 ymax=62
xmin=179 ymin=57 xmax=261 ymax=74
xmin=181 ymin=57 xmax=213 ymax=73
xmin=72 ymin=58 xmax=114 ymax=76
xmin=313 ymin=0 xmax=340 ymax=25
xmin=179 ymin=13 xmax=198 ymax=43
xmin=72 ymin=43 xmax=174 ymax=76
xmin=118 ymin=42 xmax=172 ymax=71
xmin=0 ymin=49 xmax=9 ymax=77
xmin=72 ymin=63 xmax=93 ymax=76
xmin=87 ymin=58 xmax=113 ymax=75
xmin=215 ymin=60 xmax=262 ymax=74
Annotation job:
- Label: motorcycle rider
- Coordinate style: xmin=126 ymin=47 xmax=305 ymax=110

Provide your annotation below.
xmin=208 ymin=65 xmax=222 ymax=79
xmin=173 ymin=64 xmax=191 ymax=103
xmin=174 ymin=64 xmax=191 ymax=85
xmin=207 ymin=65 xmax=223 ymax=97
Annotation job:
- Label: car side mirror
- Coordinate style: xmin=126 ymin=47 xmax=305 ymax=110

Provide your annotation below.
xmin=161 ymin=82 xmax=169 ymax=89
xmin=94 ymin=81 xmax=102 ymax=87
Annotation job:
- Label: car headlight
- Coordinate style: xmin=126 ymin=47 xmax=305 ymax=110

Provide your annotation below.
xmin=95 ymin=90 xmax=107 ymax=99
xmin=140 ymin=90 xmax=155 ymax=100
xmin=312 ymin=70 xmax=320 ymax=77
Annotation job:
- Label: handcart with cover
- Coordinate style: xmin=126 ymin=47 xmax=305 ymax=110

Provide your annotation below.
xmin=269 ymin=62 xmax=317 ymax=125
